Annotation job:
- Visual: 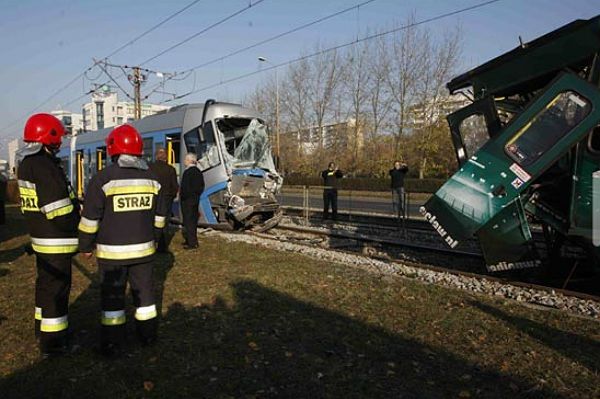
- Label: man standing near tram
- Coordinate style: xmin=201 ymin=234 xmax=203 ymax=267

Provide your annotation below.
xmin=16 ymin=113 xmax=80 ymax=358
xmin=149 ymin=147 xmax=178 ymax=252
xmin=78 ymin=124 xmax=167 ymax=356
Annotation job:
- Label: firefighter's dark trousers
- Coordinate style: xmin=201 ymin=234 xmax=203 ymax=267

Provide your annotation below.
xmin=181 ymin=196 xmax=199 ymax=247
xmin=323 ymin=189 xmax=338 ymax=220
xmin=35 ymin=255 xmax=72 ymax=349
xmin=99 ymin=261 xmax=157 ymax=346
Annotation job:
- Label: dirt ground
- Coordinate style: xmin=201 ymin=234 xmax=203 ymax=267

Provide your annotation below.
xmin=0 ymin=206 xmax=598 ymax=398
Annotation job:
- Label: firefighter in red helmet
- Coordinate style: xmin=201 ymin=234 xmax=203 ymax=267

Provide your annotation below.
xmin=78 ymin=124 xmax=167 ymax=356
xmin=16 ymin=113 xmax=80 ymax=358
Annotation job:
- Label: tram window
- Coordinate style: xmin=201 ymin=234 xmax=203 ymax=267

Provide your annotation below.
xmin=459 ymin=113 xmax=488 ymax=158
xmin=217 ymin=118 xmax=254 ymax=156
xmin=184 ymin=122 xmax=220 ymax=171
xmin=587 ymin=126 xmax=600 ymax=154
xmin=142 ymin=138 xmax=153 ymax=163
xmin=505 ymin=91 xmax=591 ymax=166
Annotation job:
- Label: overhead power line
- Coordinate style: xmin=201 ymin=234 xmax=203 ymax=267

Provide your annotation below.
xmin=182 ymin=0 xmax=378 ymax=74
xmin=140 ymin=0 xmax=267 ymax=66
xmin=0 ymin=0 xmax=202 ymax=134
xmin=54 ymin=0 xmax=268 ymax=116
xmin=104 ymin=0 xmax=204 ymax=60
xmin=165 ymin=0 xmax=502 ymax=103
xmin=151 ymin=0 xmax=378 ymax=101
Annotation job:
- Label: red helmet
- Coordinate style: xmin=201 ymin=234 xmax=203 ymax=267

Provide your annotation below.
xmin=23 ymin=113 xmax=66 ymax=147
xmin=106 ymin=124 xmax=143 ymax=157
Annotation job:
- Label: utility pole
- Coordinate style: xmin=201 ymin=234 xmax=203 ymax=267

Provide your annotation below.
xmin=94 ymin=59 xmax=174 ymax=121
xmin=258 ymin=57 xmax=280 ymax=161
xmin=133 ymin=67 xmax=142 ymax=120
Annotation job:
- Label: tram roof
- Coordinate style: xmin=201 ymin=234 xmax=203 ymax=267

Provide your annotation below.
xmin=71 ymin=102 xmax=262 ymax=146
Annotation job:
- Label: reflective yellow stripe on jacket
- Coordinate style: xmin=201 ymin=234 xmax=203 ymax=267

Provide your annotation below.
xmin=102 ymin=179 xmax=160 ymax=196
xmin=154 ymin=215 xmax=166 ymax=229
xmin=31 ymin=237 xmax=78 ymax=254
xmin=18 ymin=180 xmax=39 ymax=212
xmin=40 ymin=197 xmax=74 ymax=220
xmin=95 ymin=241 xmax=155 ymax=260
xmin=78 ymin=216 xmax=100 ymax=234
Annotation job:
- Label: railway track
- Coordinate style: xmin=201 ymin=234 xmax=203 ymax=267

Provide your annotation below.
xmin=260 ymin=222 xmax=599 ymax=303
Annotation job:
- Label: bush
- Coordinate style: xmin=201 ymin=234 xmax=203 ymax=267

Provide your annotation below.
xmin=283 ymin=175 xmax=445 ymax=194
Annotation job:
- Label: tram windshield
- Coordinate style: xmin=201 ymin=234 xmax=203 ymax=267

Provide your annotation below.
xmin=217 ymin=118 xmax=277 ymax=173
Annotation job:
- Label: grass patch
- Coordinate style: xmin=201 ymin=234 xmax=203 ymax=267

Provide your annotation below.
xmin=0 ymin=207 xmax=598 ymax=398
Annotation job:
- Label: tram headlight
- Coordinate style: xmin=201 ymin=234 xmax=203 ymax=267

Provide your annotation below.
xmin=228 ymin=195 xmax=245 ymax=209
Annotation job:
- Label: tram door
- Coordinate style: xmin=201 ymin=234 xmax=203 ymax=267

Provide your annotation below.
xmin=166 ymin=134 xmax=181 ymax=179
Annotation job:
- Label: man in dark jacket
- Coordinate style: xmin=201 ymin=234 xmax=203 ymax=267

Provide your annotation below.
xmin=180 ymin=153 xmax=204 ymax=249
xmin=149 ymin=148 xmax=179 ymax=252
xmin=321 ymin=162 xmax=343 ymax=221
xmin=389 ymin=160 xmax=408 ymax=217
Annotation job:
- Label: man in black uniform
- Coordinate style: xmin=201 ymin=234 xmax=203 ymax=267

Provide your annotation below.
xmin=389 ymin=160 xmax=409 ymax=217
xmin=16 ymin=113 xmax=80 ymax=357
xmin=321 ymin=162 xmax=344 ymax=221
xmin=78 ymin=124 xmax=167 ymax=356
xmin=180 ymin=153 xmax=204 ymax=249
xmin=149 ymin=147 xmax=178 ymax=252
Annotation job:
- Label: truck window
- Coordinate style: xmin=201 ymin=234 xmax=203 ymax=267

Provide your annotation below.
xmin=505 ymin=91 xmax=591 ymax=166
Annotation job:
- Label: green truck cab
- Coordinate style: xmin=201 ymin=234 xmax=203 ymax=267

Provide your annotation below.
xmin=422 ymin=15 xmax=600 ymax=272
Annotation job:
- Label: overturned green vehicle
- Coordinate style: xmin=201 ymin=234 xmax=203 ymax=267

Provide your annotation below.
xmin=421 ymin=15 xmax=600 ymax=272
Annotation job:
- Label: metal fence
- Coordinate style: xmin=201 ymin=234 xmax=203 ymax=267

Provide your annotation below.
xmin=276 ymin=185 xmax=424 ymax=224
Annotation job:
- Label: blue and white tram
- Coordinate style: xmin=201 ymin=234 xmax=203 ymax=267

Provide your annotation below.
xmin=57 ymin=100 xmax=283 ymax=231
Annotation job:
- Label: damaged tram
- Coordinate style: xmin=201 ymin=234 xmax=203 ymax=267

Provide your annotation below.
xmin=421 ymin=15 xmax=600 ymax=272
xmin=58 ymin=100 xmax=283 ymax=231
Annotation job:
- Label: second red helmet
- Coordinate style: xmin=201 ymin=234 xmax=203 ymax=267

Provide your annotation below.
xmin=106 ymin=124 xmax=143 ymax=157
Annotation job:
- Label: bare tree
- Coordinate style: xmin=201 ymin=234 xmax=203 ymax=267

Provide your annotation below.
xmin=386 ymin=17 xmax=427 ymax=159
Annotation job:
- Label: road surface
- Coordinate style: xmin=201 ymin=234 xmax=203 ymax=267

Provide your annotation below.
xmin=277 ymin=191 xmax=424 ymax=218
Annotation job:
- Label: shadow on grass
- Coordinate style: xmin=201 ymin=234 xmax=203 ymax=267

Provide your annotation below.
xmin=471 ymin=301 xmax=600 ymax=373
xmin=1 ymin=276 xmax=563 ymax=398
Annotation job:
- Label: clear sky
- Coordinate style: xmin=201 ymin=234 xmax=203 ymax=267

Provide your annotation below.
xmin=0 ymin=0 xmax=599 ymax=147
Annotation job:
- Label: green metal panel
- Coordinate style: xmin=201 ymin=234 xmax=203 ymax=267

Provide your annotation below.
xmin=421 ymin=73 xmax=600 ymax=261
xmin=477 ymin=198 xmax=540 ymax=271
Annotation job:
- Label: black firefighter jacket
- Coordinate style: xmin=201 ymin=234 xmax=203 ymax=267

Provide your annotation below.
xmin=17 ymin=150 xmax=80 ymax=258
xmin=78 ymin=162 xmax=168 ymax=266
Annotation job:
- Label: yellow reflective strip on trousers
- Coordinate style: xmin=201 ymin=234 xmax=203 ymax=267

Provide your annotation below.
xmin=32 ymin=244 xmax=78 ymax=254
xmin=135 ymin=310 xmax=157 ymax=321
xmin=35 ymin=307 xmax=42 ymax=321
xmin=78 ymin=222 xmax=99 ymax=234
xmin=96 ymin=247 xmax=156 ymax=260
xmin=101 ymin=315 xmax=126 ymax=326
xmin=154 ymin=220 xmax=166 ymax=228
xmin=104 ymin=186 xmax=159 ymax=196
xmin=40 ymin=321 xmax=69 ymax=333
xmin=45 ymin=204 xmax=74 ymax=220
